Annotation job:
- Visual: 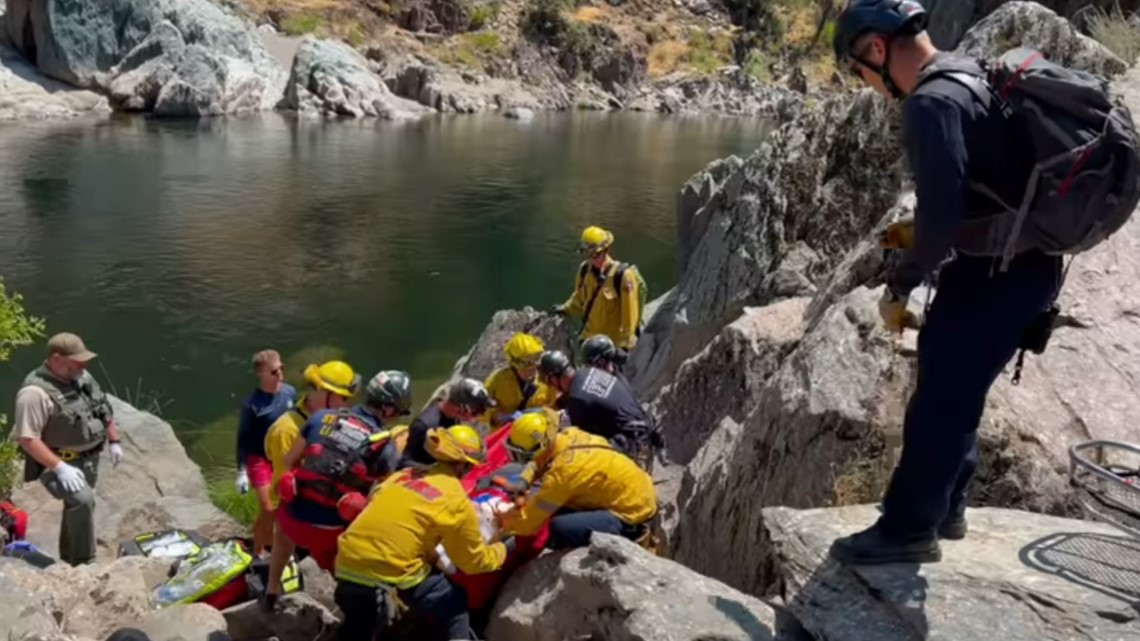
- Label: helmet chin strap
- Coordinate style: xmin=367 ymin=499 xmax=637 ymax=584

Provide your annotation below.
xmin=858 ymin=36 xmax=907 ymax=101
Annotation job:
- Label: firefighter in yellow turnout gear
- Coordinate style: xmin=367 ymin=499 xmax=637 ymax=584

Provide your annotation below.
xmin=501 ymin=411 xmax=657 ymax=550
xmin=334 ymin=425 xmax=511 ymax=641
xmin=484 ymin=333 xmax=559 ymax=427
xmin=551 ymin=226 xmax=645 ymax=352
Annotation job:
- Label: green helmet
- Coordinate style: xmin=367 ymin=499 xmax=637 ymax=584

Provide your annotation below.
xmin=366 ymin=370 xmax=413 ymax=416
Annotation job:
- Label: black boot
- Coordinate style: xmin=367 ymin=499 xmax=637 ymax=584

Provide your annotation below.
xmin=937 ymin=516 xmax=968 ymax=540
xmin=829 ymin=522 xmax=941 ymax=565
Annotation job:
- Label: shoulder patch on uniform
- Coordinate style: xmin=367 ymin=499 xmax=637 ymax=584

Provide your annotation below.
xmin=622 ymin=275 xmax=635 ymax=292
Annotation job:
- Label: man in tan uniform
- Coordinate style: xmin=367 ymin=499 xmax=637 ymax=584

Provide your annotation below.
xmin=11 ymin=333 xmax=121 ymax=565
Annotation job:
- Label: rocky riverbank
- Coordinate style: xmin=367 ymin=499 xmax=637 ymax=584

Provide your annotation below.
xmin=4 ymin=1 xmax=1140 ymax=639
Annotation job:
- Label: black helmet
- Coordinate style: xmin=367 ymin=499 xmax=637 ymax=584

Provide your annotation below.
xmin=833 ymin=0 xmax=927 ymax=65
xmin=366 ymin=370 xmax=413 ymax=416
xmin=581 ymin=334 xmax=617 ymax=367
xmin=538 ymin=350 xmax=572 ymax=379
xmin=446 ymin=377 xmax=496 ymax=414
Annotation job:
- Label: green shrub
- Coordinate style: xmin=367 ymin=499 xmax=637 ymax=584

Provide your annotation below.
xmin=0 ymin=442 xmax=22 ymax=501
xmin=1088 ymin=6 xmax=1140 ymax=65
xmin=467 ymin=0 xmax=501 ymax=30
xmin=281 ymin=12 xmax=322 ymax=36
xmin=0 ymin=277 xmax=44 ymax=363
xmin=207 ymin=474 xmax=259 ymax=527
xmin=524 ymin=0 xmax=571 ymax=36
xmin=688 ymin=29 xmax=734 ymax=75
xmin=347 ymin=26 xmax=366 ymax=48
xmin=742 ymin=48 xmax=772 ymax=81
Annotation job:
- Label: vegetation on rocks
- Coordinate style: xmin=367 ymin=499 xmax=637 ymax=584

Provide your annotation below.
xmin=1088 ymin=5 xmax=1140 ymax=64
xmin=0 ymin=278 xmax=44 ymax=500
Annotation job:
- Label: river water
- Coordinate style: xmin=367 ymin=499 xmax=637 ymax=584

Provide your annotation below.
xmin=0 ymin=112 xmax=767 ymax=479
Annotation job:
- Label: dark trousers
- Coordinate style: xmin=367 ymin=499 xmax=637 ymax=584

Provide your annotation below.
xmin=335 ymin=571 xmax=471 ymax=641
xmin=881 ymin=252 xmax=1061 ymax=538
xmin=548 ymin=509 xmax=644 ymax=550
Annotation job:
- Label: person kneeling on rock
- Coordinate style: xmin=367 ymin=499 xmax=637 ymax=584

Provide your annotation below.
xmin=499 ymin=411 xmax=657 ymax=550
xmin=483 ymin=332 xmax=560 ymax=427
xmin=264 ymin=370 xmax=413 ymax=608
xmin=334 ymin=425 xmax=510 ymax=641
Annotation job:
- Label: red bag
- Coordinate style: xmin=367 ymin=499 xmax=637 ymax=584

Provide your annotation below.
xmin=0 ymin=501 xmax=28 ymax=541
xmin=453 ymin=424 xmax=550 ymax=611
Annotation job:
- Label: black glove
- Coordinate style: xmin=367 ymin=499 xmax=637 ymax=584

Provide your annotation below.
xmin=649 ymin=429 xmax=666 ymax=451
xmin=548 ymin=305 xmax=566 ymax=317
xmin=502 ymin=536 xmax=518 ymax=554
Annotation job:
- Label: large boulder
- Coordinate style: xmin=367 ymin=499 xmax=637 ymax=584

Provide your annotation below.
xmin=957 ymin=1 xmax=1128 ymax=78
xmin=285 ymin=37 xmax=430 ymax=120
xmin=13 ymin=396 xmax=241 ymax=562
xmin=627 ymin=89 xmax=905 ymax=399
xmin=764 ymin=505 xmax=1140 ymax=640
xmin=5 ymin=0 xmax=287 ymax=116
xmin=640 ymin=5 xmax=1140 ymax=600
xmin=426 ymin=307 xmax=575 ymax=407
xmin=138 ymin=603 xmax=231 ymax=641
xmin=487 ymin=533 xmax=798 ymax=641
xmin=0 ymin=573 xmax=58 ymax=638
xmin=0 ymin=39 xmax=109 ymax=120
xmin=373 ymin=49 xmax=547 ymax=114
xmin=0 ymin=540 xmax=191 ymax=637
xmin=920 ymin=0 xmax=1140 ymax=50
xmin=222 ymin=593 xmax=338 ymax=641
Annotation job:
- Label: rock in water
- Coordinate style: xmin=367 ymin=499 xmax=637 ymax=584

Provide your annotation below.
xmin=504 ymin=106 xmax=535 ymax=120
xmin=0 ymin=39 xmax=109 ymax=120
xmin=487 ymin=534 xmax=794 ymax=641
xmin=138 ymin=603 xmax=231 ymax=641
xmin=5 ymin=0 xmax=287 ymax=116
xmin=285 ymin=37 xmax=430 ymax=120
xmin=765 ymin=505 xmax=1140 ymax=641
xmin=956 ymin=1 xmax=1127 ymax=78
xmin=13 ymin=397 xmax=241 ymax=562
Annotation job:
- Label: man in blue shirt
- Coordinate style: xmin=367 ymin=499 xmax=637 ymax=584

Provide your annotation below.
xmin=235 ymin=349 xmax=296 ymax=557
xmin=828 ymin=0 xmax=1061 ymax=565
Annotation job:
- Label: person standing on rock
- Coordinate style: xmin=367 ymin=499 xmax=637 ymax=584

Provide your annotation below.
xmin=401 ymin=378 xmax=496 ymax=468
xmin=537 ymin=350 xmax=662 ymax=469
xmin=11 ymin=333 xmax=122 ymax=566
xmin=483 ymin=332 xmax=559 ymax=427
xmin=828 ymin=0 xmax=1063 ymax=564
xmin=234 ymin=349 xmax=296 ymax=559
xmin=550 ymin=226 xmax=645 ymax=354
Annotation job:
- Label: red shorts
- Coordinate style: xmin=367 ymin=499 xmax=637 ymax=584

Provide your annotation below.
xmin=245 ymin=455 xmax=274 ymax=489
xmin=276 ymin=507 xmax=343 ymax=571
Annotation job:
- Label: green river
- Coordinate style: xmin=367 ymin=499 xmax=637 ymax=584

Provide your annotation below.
xmin=0 ymin=112 xmax=767 ymax=489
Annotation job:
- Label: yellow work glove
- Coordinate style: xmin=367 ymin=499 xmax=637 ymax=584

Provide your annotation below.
xmin=878 ymin=289 xmax=919 ymax=334
xmin=879 ymin=216 xmax=916 ymax=250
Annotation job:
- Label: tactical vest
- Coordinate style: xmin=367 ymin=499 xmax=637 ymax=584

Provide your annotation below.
xmin=295 ymin=410 xmax=406 ymax=508
xmin=21 ymin=366 xmax=109 ymax=450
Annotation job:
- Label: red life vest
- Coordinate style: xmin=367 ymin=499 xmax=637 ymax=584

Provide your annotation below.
xmin=293 ymin=410 xmax=404 ymax=508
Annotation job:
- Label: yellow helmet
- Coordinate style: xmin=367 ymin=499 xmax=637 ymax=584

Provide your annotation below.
xmin=303 ymin=361 xmax=360 ymax=398
xmin=426 ymin=425 xmax=486 ymax=466
xmin=578 ymin=226 xmax=613 ymax=255
xmin=506 ymin=411 xmax=557 ymax=462
xmin=504 ymin=333 xmax=545 ymax=368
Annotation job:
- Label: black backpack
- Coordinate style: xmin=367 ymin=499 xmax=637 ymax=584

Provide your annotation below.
xmin=917 ymin=47 xmax=1140 ymax=270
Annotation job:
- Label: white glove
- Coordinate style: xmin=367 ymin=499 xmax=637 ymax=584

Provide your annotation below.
xmin=53 ymin=461 xmax=88 ymax=493
xmin=110 ymin=442 xmax=123 ymax=467
xmin=235 ymin=467 xmax=250 ymax=495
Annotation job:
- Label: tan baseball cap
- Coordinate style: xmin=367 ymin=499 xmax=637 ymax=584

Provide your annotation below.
xmin=47 ymin=332 xmax=97 ymax=362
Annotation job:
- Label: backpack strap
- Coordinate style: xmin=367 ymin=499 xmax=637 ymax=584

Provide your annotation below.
xmin=581 ymin=262 xmax=617 ymax=332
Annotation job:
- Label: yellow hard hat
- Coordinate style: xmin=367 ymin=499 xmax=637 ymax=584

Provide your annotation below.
xmin=303 ymin=361 xmax=360 ymax=398
xmin=578 ymin=226 xmax=613 ymax=255
xmin=426 ymin=425 xmax=486 ymax=466
xmin=506 ymin=411 xmax=557 ymax=462
xmin=504 ymin=333 xmax=545 ymax=368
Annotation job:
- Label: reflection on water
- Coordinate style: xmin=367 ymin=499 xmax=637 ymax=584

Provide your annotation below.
xmin=0 ymin=111 xmax=769 ymax=476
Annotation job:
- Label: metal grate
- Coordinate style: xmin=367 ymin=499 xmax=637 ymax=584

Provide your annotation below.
xmin=1069 ymin=440 xmax=1140 ymax=539
xmin=1030 ymin=532 xmax=1140 ymax=601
